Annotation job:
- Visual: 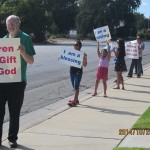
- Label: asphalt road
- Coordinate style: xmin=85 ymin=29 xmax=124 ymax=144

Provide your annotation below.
xmin=4 ymin=41 xmax=150 ymax=122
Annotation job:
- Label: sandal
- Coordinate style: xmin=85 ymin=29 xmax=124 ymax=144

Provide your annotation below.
xmin=69 ymin=100 xmax=79 ymax=104
xmin=68 ymin=100 xmax=76 ymax=107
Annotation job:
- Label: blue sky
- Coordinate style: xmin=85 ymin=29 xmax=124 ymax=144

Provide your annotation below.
xmin=136 ymin=0 xmax=150 ymax=18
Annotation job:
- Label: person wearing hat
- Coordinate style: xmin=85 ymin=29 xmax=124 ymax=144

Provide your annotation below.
xmin=127 ymin=36 xmax=144 ymax=78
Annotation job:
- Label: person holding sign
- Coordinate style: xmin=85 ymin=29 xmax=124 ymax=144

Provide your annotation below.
xmin=0 ymin=15 xmax=36 ymax=148
xmin=92 ymin=41 xmax=111 ymax=97
xmin=68 ymin=41 xmax=87 ymax=107
xmin=127 ymin=36 xmax=144 ymax=78
xmin=113 ymin=38 xmax=127 ymax=90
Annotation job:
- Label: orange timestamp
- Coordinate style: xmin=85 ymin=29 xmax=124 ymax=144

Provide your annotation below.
xmin=119 ymin=129 xmax=150 ymax=135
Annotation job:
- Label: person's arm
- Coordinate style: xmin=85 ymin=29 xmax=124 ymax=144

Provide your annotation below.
xmin=141 ymin=42 xmax=144 ymax=51
xmin=83 ymin=52 xmax=87 ymax=67
xmin=97 ymin=41 xmax=101 ymax=58
xmin=106 ymin=41 xmax=111 ymax=60
xmin=18 ymin=45 xmax=34 ymax=64
xmin=113 ymin=47 xmax=119 ymax=57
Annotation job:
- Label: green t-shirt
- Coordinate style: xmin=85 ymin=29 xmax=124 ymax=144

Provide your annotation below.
xmin=3 ymin=30 xmax=36 ymax=83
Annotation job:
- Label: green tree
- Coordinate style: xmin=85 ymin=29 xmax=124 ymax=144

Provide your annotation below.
xmin=76 ymin=0 xmax=141 ymax=38
xmin=0 ymin=0 xmax=48 ymax=42
xmin=46 ymin=0 xmax=78 ymax=34
xmin=134 ymin=12 xmax=145 ymax=33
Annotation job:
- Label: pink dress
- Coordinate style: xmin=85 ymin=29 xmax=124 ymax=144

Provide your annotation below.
xmin=96 ymin=56 xmax=109 ymax=81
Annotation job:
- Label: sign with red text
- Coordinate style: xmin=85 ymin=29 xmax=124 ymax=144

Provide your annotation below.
xmin=94 ymin=26 xmax=111 ymax=42
xmin=125 ymin=41 xmax=139 ymax=59
xmin=0 ymin=38 xmax=21 ymax=83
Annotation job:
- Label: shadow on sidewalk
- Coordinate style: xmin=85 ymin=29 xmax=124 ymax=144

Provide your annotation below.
xmin=107 ymin=96 xmax=150 ymax=104
xmin=0 ymin=145 xmax=35 ymax=150
xmin=79 ymin=104 xmax=140 ymax=116
xmin=125 ymin=83 xmax=150 ymax=88
xmin=124 ymin=89 xmax=150 ymax=94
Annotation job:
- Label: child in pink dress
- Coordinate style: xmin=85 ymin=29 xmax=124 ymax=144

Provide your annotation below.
xmin=92 ymin=41 xmax=111 ymax=97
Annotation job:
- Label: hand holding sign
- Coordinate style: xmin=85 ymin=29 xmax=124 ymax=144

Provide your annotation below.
xmin=58 ymin=48 xmax=84 ymax=68
xmin=18 ymin=45 xmax=26 ymax=55
xmin=94 ymin=26 xmax=111 ymax=43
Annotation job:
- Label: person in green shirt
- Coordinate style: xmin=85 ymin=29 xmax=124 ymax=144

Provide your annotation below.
xmin=0 ymin=15 xmax=36 ymax=148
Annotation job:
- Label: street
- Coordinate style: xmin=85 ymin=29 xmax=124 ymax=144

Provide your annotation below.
xmin=4 ymin=41 xmax=150 ymax=122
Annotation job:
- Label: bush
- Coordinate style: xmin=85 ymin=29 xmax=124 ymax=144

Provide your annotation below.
xmin=144 ymin=32 xmax=150 ymax=40
xmin=137 ymin=33 xmax=144 ymax=39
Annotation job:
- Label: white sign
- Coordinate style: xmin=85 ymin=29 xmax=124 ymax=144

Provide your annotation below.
xmin=0 ymin=38 xmax=21 ymax=83
xmin=125 ymin=41 xmax=139 ymax=59
xmin=69 ymin=30 xmax=77 ymax=38
xmin=94 ymin=26 xmax=111 ymax=42
xmin=58 ymin=49 xmax=84 ymax=68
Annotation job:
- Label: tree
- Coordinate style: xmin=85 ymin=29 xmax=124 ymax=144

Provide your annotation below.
xmin=0 ymin=0 xmax=48 ymax=42
xmin=46 ymin=0 xmax=78 ymax=34
xmin=134 ymin=12 xmax=146 ymax=32
xmin=76 ymin=0 xmax=141 ymax=38
xmin=0 ymin=0 xmax=79 ymax=41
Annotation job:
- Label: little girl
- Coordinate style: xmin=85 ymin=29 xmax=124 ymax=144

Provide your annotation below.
xmin=92 ymin=41 xmax=111 ymax=97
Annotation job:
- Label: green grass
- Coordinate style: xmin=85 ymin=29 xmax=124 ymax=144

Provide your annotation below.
xmin=113 ymin=107 xmax=150 ymax=150
xmin=132 ymin=106 xmax=150 ymax=129
xmin=113 ymin=148 xmax=150 ymax=150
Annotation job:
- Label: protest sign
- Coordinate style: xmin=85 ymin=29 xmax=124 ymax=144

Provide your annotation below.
xmin=94 ymin=26 xmax=111 ymax=42
xmin=0 ymin=38 xmax=21 ymax=83
xmin=125 ymin=41 xmax=139 ymax=59
xmin=58 ymin=48 xmax=84 ymax=68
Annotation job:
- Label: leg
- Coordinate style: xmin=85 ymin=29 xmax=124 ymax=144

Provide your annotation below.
xmin=73 ymin=73 xmax=82 ymax=102
xmin=115 ymin=71 xmax=120 ymax=88
xmin=119 ymin=72 xmax=125 ymax=89
xmin=103 ymin=81 xmax=107 ymax=96
xmin=128 ymin=59 xmax=136 ymax=77
xmin=141 ymin=57 xmax=143 ymax=75
xmin=68 ymin=72 xmax=82 ymax=106
xmin=136 ymin=58 xmax=142 ymax=77
xmin=7 ymin=82 xmax=26 ymax=142
xmin=74 ymin=89 xmax=79 ymax=102
xmin=134 ymin=61 xmax=137 ymax=74
xmin=92 ymin=78 xmax=100 ymax=96
xmin=0 ymin=84 xmax=7 ymax=144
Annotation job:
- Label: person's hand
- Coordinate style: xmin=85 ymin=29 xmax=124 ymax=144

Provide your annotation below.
xmin=83 ymin=53 xmax=87 ymax=67
xmin=18 ymin=45 xmax=26 ymax=55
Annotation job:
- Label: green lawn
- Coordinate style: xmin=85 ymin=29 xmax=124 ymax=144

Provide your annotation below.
xmin=132 ymin=106 xmax=150 ymax=129
xmin=113 ymin=107 xmax=150 ymax=150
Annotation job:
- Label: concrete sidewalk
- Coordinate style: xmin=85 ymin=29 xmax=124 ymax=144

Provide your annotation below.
xmin=1 ymin=66 xmax=150 ymax=150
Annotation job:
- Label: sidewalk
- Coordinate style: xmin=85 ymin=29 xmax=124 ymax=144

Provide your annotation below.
xmin=1 ymin=66 xmax=150 ymax=150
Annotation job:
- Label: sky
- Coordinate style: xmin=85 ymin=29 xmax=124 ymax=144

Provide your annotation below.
xmin=136 ymin=0 xmax=150 ymax=18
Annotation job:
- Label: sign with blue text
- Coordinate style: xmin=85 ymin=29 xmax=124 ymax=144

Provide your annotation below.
xmin=94 ymin=26 xmax=111 ymax=42
xmin=58 ymin=49 xmax=84 ymax=68
xmin=0 ymin=38 xmax=21 ymax=83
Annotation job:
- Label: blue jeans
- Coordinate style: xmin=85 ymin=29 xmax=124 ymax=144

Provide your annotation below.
xmin=70 ymin=72 xmax=82 ymax=90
